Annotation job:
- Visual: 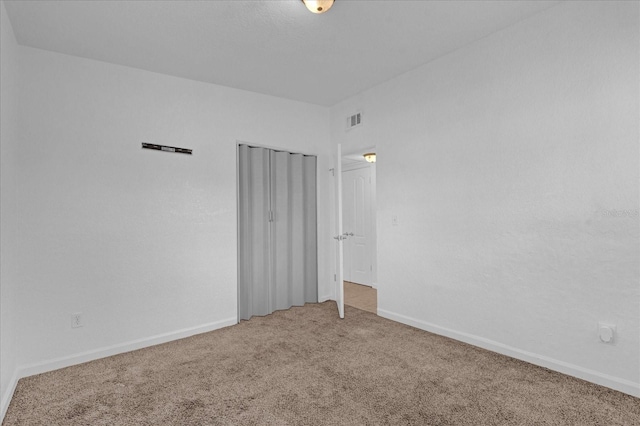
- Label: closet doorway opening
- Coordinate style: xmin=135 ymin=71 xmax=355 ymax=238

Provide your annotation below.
xmin=236 ymin=144 xmax=318 ymax=322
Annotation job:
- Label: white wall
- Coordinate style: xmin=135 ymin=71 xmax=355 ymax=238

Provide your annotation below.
xmin=331 ymin=1 xmax=639 ymax=396
xmin=1 ymin=0 xmax=20 ymax=416
xmin=2 ymin=1 xmax=638 ymax=418
xmin=6 ymin=43 xmax=332 ymax=392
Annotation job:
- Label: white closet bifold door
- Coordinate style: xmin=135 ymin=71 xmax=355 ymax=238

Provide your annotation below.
xmin=238 ymin=145 xmax=317 ymax=321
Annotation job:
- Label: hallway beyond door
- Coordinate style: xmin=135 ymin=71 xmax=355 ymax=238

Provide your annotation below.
xmin=344 ymin=281 xmax=377 ymax=314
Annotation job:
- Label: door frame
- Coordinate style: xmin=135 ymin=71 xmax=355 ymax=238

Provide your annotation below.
xmin=334 ymin=144 xmax=345 ymax=318
xmin=339 ymin=148 xmax=378 ymax=290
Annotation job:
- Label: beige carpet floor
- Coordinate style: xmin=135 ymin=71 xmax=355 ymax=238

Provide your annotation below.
xmin=4 ymin=302 xmax=639 ymax=425
xmin=344 ymin=281 xmax=377 ymax=314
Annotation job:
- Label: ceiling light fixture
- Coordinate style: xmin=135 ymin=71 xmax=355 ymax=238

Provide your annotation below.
xmin=363 ymin=153 xmax=376 ymax=163
xmin=302 ymin=0 xmax=334 ymax=14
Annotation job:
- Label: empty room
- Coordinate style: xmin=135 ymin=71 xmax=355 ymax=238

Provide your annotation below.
xmin=1 ymin=0 xmax=638 ymax=424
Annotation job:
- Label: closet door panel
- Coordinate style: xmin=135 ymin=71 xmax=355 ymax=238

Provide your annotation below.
xmin=249 ymin=147 xmax=271 ymax=317
xmin=238 ymin=145 xmax=251 ymax=320
xmin=271 ymin=151 xmax=292 ymax=311
xmin=303 ymin=156 xmax=318 ymax=303
xmin=289 ymin=154 xmax=305 ymax=306
xmin=238 ymin=145 xmax=271 ymax=320
xmin=238 ymin=145 xmax=317 ymax=320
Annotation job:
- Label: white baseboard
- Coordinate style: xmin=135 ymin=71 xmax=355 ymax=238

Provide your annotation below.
xmin=319 ymin=294 xmax=332 ymax=302
xmin=1 ymin=369 xmax=20 ymax=422
xmin=0 ymin=317 xmax=237 ymax=423
xmin=377 ymin=308 xmax=640 ymax=398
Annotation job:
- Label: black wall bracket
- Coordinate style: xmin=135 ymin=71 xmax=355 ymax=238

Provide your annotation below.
xmin=142 ymin=142 xmax=192 ymax=155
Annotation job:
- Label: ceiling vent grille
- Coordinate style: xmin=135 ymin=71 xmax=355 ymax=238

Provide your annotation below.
xmin=346 ymin=112 xmax=362 ymax=130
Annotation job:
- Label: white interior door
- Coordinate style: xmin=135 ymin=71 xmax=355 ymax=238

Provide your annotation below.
xmin=334 ymin=144 xmax=345 ymax=318
xmin=342 ymin=165 xmax=372 ymax=286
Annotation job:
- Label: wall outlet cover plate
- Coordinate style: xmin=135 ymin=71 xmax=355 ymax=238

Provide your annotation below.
xmin=597 ymin=322 xmax=616 ymax=344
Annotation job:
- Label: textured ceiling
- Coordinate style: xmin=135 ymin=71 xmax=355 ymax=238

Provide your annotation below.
xmin=4 ymin=0 xmax=560 ymax=106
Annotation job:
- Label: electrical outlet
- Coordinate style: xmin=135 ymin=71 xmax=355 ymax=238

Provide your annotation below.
xmin=71 ymin=312 xmax=83 ymax=328
xmin=598 ymin=322 xmax=616 ymax=344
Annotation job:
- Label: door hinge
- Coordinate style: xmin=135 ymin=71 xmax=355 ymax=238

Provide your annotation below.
xmin=370 ymin=265 xmax=372 ymax=271
xmin=268 ymin=211 xmax=274 ymax=222
xmin=334 ymin=274 xmax=336 ymax=281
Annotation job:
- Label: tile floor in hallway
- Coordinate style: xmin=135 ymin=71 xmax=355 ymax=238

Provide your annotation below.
xmin=344 ymin=281 xmax=377 ymax=314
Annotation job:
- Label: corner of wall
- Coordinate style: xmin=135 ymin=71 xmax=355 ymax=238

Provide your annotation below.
xmin=0 ymin=372 xmax=19 ymax=422
xmin=0 ymin=0 xmax=21 ymax=422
